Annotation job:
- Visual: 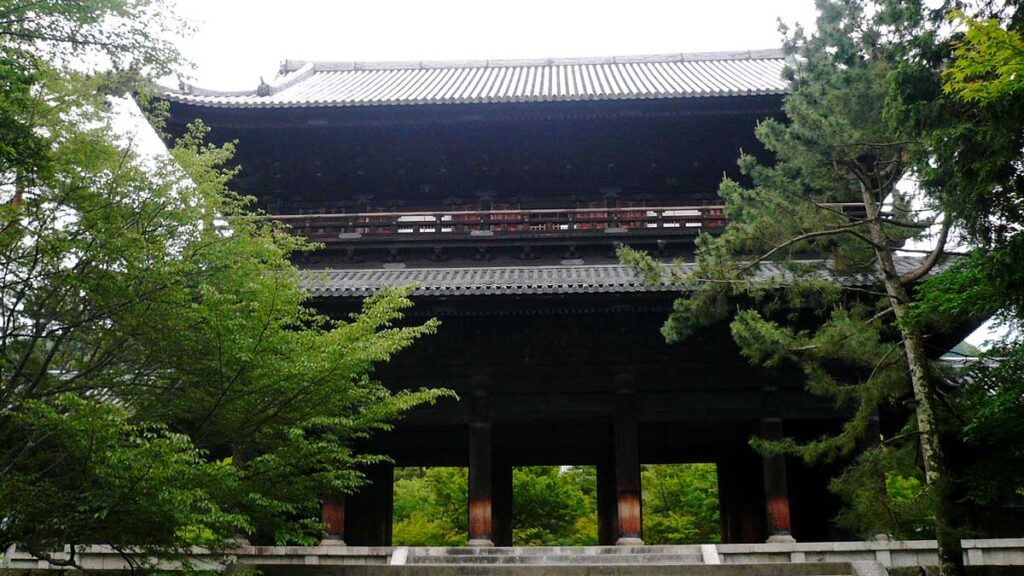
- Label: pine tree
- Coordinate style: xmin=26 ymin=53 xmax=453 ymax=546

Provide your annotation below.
xmin=621 ymin=2 xmax=967 ymax=573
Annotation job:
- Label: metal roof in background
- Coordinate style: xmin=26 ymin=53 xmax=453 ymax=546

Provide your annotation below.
xmin=165 ymin=50 xmax=788 ymax=108
xmin=300 ymin=257 xmax=932 ymax=298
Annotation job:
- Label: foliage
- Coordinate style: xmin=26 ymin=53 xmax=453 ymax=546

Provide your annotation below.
xmin=831 ymin=439 xmax=937 ymax=540
xmin=622 ymin=0 xmax=938 ymax=461
xmin=944 ymin=13 xmax=1024 ymax=105
xmin=393 ymin=468 xmax=468 ymax=546
xmin=913 ymin=241 xmax=1024 ymax=508
xmin=511 ymin=467 xmax=590 ymax=546
xmin=2 ymin=395 xmax=246 ymax=565
xmin=906 ymin=0 xmax=1024 ymax=530
xmin=0 ymin=0 xmax=184 ymax=189
xmin=641 ymin=464 xmax=721 ymax=544
xmin=0 ymin=0 xmax=448 ymax=561
xmin=620 ymin=1 xmax=976 ymax=572
xmin=391 ymin=465 xmax=721 ymax=546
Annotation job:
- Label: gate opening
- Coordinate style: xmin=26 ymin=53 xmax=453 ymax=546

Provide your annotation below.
xmin=641 ymin=463 xmax=721 ymax=544
xmin=511 ymin=466 xmax=597 ymax=546
xmin=392 ymin=466 xmax=468 ymax=546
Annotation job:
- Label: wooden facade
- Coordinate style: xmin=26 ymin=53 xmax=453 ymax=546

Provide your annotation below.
xmin=160 ymin=52 xmax=965 ymax=547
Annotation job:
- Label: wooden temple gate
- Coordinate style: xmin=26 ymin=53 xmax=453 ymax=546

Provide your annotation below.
xmin=159 ymin=50 xmax=947 ymax=547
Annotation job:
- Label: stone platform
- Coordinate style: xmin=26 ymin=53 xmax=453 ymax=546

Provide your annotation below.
xmin=3 ymin=539 xmax=1022 ymax=574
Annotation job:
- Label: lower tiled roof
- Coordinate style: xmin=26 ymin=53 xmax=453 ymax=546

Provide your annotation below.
xmin=300 ymin=257 xmax=934 ymax=298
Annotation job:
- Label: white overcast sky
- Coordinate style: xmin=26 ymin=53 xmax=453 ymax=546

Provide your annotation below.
xmin=168 ymin=0 xmax=819 ymax=90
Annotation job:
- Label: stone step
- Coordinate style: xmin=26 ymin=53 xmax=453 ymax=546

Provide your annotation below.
xmin=407 ymin=553 xmax=705 ymax=565
xmin=409 ymin=545 xmax=704 ymax=556
xmin=370 ymin=562 xmax=858 ymax=576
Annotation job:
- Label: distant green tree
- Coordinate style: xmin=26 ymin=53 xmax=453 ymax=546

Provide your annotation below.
xmin=561 ymin=466 xmax=599 ymax=546
xmin=512 ymin=467 xmax=590 ymax=546
xmin=642 ymin=464 xmax=721 ymax=544
xmin=392 ymin=466 xmax=598 ymax=546
xmin=391 ymin=467 xmax=468 ymax=541
xmin=392 ymin=468 xmax=467 ymax=546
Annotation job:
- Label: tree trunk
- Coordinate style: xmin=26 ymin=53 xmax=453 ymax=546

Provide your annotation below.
xmin=862 ymin=189 xmax=964 ymax=576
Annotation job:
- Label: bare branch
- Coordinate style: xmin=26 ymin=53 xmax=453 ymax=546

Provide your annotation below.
xmin=899 ymin=219 xmax=951 ymax=285
xmin=740 ymin=223 xmax=884 ymax=274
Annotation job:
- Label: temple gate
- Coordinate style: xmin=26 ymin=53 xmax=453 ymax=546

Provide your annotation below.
xmin=161 ymin=50 xmax=959 ymax=547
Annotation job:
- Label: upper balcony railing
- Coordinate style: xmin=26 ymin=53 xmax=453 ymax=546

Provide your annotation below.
xmin=273 ymin=205 xmax=729 ymax=240
xmin=271 ymin=203 xmax=867 ymax=242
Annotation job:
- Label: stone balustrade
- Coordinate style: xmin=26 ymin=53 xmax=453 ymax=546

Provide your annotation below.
xmin=3 ymin=539 xmax=1022 ymax=573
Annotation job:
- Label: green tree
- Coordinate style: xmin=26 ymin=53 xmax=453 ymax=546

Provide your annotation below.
xmin=391 ymin=466 xmax=598 ymax=546
xmin=906 ymin=4 xmax=1024 ymax=520
xmin=1 ymin=0 xmax=448 ymax=563
xmin=393 ymin=468 xmax=467 ymax=546
xmin=621 ymin=2 xmax=968 ymax=573
xmin=642 ymin=464 xmax=721 ymax=544
xmin=511 ymin=467 xmax=590 ymax=546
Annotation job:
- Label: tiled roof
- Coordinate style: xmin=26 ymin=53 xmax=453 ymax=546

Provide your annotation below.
xmin=165 ymin=50 xmax=787 ymax=108
xmin=300 ymin=257 xmax=933 ymax=298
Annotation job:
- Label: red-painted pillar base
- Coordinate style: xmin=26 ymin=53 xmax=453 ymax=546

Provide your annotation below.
xmin=615 ymin=391 xmax=643 ymax=545
xmin=321 ymin=494 xmax=346 ymax=545
xmin=468 ymin=393 xmax=493 ymax=547
xmin=760 ymin=417 xmax=795 ymax=543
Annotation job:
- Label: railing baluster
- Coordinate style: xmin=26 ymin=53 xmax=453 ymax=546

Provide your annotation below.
xmin=266 ymin=202 xmax=864 ymax=241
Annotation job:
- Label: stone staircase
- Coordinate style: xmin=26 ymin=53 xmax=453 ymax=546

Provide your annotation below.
xmin=387 ymin=546 xmax=875 ymax=576
xmin=405 ymin=545 xmax=705 ymax=566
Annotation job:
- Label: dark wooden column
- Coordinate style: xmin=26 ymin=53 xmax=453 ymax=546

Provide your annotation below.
xmin=376 ymin=464 xmax=395 ymax=546
xmin=716 ymin=458 xmax=736 ymax=543
xmin=720 ymin=449 xmax=768 ymax=543
xmin=468 ymin=393 xmax=494 ymax=546
xmin=614 ymin=390 xmax=643 ymax=545
xmin=597 ymin=454 xmax=619 ymax=546
xmin=320 ymin=494 xmax=346 ymax=545
xmin=492 ymin=454 xmax=513 ymax=547
xmin=343 ymin=463 xmax=394 ymax=546
xmin=760 ymin=417 xmax=795 ymax=543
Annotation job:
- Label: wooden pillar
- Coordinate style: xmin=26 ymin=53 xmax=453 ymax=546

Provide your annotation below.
xmin=492 ymin=456 xmax=513 ymax=547
xmin=376 ymin=464 xmax=395 ymax=546
xmin=716 ymin=459 xmax=736 ymax=543
xmin=614 ymin=391 xmax=643 ymax=545
xmin=343 ymin=463 xmax=394 ymax=546
xmin=719 ymin=451 xmax=767 ymax=543
xmin=597 ymin=453 xmax=619 ymax=546
xmin=468 ymin=393 xmax=493 ymax=547
xmin=760 ymin=417 xmax=795 ymax=543
xmin=320 ymin=494 xmax=346 ymax=545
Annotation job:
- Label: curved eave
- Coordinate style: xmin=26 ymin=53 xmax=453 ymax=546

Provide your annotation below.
xmin=161 ymin=88 xmax=787 ymax=109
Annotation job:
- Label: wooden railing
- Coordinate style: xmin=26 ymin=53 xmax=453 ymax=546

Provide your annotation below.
xmin=272 ymin=205 xmax=729 ymax=239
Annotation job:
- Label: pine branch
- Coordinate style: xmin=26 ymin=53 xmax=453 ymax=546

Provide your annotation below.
xmin=739 ymin=223 xmax=884 ymax=274
xmin=899 ymin=219 xmax=951 ymax=285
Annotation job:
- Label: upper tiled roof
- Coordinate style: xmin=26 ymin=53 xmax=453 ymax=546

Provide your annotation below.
xmin=165 ymin=50 xmax=787 ymax=108
xmin=300 ymin=257 xmax=932 ymax=298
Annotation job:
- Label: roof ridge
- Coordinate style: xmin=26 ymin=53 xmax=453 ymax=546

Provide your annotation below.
xmin=301 ymin=263 xmax=657 ymax=274
xmin=279 ymin=49 xmax=784 ymax=73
